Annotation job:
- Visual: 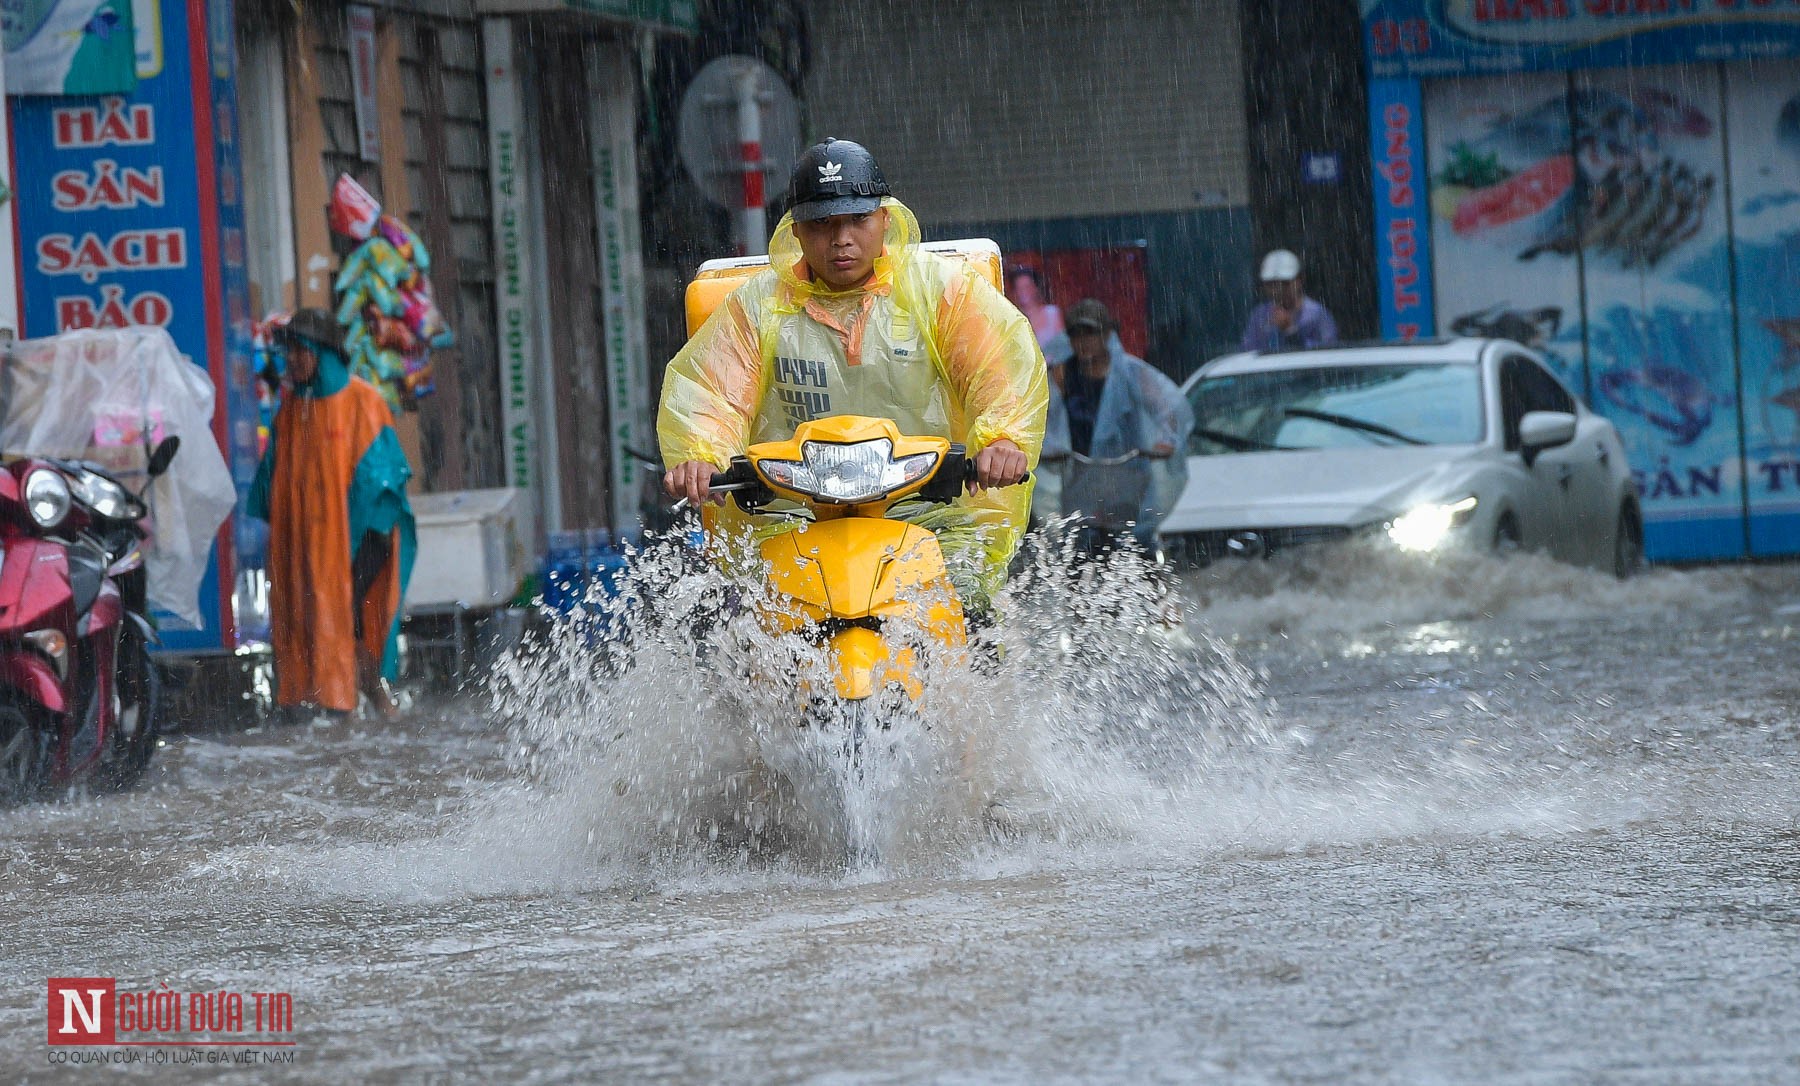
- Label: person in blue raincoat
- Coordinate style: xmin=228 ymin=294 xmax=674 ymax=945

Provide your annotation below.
xmin=1056 ymin=298 xmax=1194 ymax=550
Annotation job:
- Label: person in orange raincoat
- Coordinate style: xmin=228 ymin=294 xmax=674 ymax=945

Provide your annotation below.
xmin=248 ymin=309 xmax=415 ymax=718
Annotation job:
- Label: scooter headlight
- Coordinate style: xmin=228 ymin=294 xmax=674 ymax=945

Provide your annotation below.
xmin=69 ymin=468 xmax=146 ymax=520
xmin=759 ymin=438 xmax=939 ymax=504
xmin=24 ymin=469 xmax=72 ymax=528
xmin=1386 ymin=495 xmax=1479 ymax=552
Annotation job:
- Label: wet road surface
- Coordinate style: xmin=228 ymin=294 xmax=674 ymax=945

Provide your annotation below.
xmin=4 ymin=543 xmax=1799 ymax=1083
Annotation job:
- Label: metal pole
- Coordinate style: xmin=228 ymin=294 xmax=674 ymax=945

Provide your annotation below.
xmin=736 ymin=68 xmax=765 ymax=256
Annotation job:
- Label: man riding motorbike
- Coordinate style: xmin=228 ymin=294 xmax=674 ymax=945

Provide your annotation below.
xmin=659 ymin=138 xmax=1048 ymax=613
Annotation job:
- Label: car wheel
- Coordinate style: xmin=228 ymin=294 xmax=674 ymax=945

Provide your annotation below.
xmin=1613 ymin=504 xmax=1644 ymax=580
xmin=1493 ymin=515 xmax=1522 ymax=557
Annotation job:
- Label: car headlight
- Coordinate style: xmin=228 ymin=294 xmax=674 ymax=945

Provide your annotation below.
xmin=1386 ymin=495 xmax=1478 ymax=552
xmin=24 ymin=469 xmax=72 ymax=528
xmin=759 ymin=438 xmax=939 ymax=504
xmin=69 ymin=468 xmax=146 ymax=520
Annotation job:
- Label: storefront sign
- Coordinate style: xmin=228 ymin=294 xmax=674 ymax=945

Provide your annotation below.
xmin=482 ymin=17 xmax=540 ymax=500
xmin=1363 ymin=5 xmax=1800 ymax=561
xmin=9 ymin=0 xmax=254 ymax=648
xmin=2 ymin=0 xmax=137 ymax=95
xmin=472 ymin=0 xmax=695 ymax=33
xmin=1365 ymin=0 xmax=1800 ymax=77
xmin=346 ymin=5 xmax=378 ymax=162
xmin=1369 ymin=78 xmax=1434 ymax=341
xmin=0 ymin=48 xmax=18 ymax=338
xmin=589 ymin=38 xmax=650 ymax=534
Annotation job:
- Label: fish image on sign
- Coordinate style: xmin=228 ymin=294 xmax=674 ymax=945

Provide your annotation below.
xmin=1577 ymin=65 xmax=1740 ymax=562
xmin=1727 ymin=58 xmax=1800 ymax=557
xmin=1 ymin=0 xmax=135 ymax=95
xmin=1426 ymin=73 xmax=1589 ymax=397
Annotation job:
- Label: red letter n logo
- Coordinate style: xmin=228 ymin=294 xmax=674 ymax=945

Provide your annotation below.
xmin=47 ymin=978 xmax=115 ymax=1045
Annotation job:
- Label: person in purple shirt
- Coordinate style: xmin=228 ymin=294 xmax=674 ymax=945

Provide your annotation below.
xmin=1240 ymin=249 xmax=1338 ymax=353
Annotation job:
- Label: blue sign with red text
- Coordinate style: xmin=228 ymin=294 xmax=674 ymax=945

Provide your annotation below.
xmin=1364 ymin=0 xmax=1800 ymax=79
xmin=1370 ymin=77 xmax=1436 ymax=341
xmin=9 ymin=0 xmax=256 ymax=651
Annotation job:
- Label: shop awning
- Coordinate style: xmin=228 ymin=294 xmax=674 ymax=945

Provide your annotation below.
xmin=474 ymin=0 xmax=694 ymax=32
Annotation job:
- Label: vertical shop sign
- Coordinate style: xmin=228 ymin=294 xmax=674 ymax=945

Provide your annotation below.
xmin=0 ymin=47 xmax=19 ymax=337
xmin=346 ymin=5 xmax=378 ymax=162
xmin=206 ymin=0 xmax=261 ymax=642
xmin=588 ymin=38 xmax=650 ymax=535
xmin=1370 ymin=77 xmax=1434 ymax=341
xmin=483 ymin=17 xmax=539 ymax=500
xmin=9 ymin=0 xmax=254 ymax=648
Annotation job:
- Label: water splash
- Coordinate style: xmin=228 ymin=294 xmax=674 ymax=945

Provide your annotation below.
xmin=1185 ymin=534 xmax=1760 ymax=641
xmin=176 ymin=534 xmax=1800 ymax=902
xmin=481 ymin=525 xmax=1277 ymax=877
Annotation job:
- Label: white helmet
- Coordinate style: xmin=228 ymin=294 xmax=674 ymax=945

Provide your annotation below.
xmin=1259 ymin=249 xmax=1302 ymax=282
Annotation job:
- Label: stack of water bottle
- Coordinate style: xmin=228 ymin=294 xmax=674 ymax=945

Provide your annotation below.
xmin=540 ymin=529 xmax=634 ymax=626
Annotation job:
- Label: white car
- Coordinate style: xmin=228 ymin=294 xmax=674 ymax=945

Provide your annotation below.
xmin=1160 ymin=338 xmax=1643 ymax=576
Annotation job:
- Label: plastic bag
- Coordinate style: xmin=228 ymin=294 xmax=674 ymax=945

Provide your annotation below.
xmin=0 ymin=328 xmax=237 ymax=628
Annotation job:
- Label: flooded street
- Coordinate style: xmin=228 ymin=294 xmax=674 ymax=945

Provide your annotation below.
xmin=5 ymin=546 xmax=1800 ymax=1083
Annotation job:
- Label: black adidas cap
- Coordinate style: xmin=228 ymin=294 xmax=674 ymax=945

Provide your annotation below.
xmin=787 ymin=138 xmax=891 ymax=222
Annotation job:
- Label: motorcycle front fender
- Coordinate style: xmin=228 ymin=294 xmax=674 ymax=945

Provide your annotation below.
xmin=80 ymin=582 xmax=122 ymax=638
xmin=760 ymin=519 xmax=966 ymax=647
xmin=827 ymin=626 xmax=921 ymax=702
xmin=0 ymin=649 xmax=67 ymax=714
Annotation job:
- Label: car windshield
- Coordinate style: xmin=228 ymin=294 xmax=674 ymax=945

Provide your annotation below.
xmin=1186 ymin=362 xmax=1485 ymax=455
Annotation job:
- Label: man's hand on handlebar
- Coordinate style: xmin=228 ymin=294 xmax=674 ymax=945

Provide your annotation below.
xmin=1149 ymin=441 xmax=1175 ymax=459
xmin=665 ymin=460 xmax=724 ymax=506
xmin=972 ymin=439 xmax=1029 ymax=492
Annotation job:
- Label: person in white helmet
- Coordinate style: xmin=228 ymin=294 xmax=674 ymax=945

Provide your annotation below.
xmin=1240 ymin=249 xmax=1338 ymax=353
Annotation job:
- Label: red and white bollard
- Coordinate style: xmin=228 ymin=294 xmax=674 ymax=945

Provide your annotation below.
xmin=736 ymin=68 xmax=766 ymax=256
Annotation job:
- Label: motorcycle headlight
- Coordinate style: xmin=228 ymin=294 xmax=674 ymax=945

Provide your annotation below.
xmin=759 ymin=438 xmax=939 ymax=504
xmin=1387 ymin=495 xmax=1478 ymax=552
xmin=24 ymin=469 xmax=72 ymax=528
xmin=69 ymin=468 xmax=146 ymax=520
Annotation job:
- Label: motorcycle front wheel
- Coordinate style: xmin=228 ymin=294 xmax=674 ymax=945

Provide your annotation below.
xmin=0 ymin=695 xmax=47 ymax=807
xmin=98 ymin=629 xmax=161 ymax=793
xmin=795 ymin=696 xmax=888 ymax=868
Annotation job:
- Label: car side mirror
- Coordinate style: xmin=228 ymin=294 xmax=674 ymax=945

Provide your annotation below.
xmin=1518 ymin=411 xmax=1576 ymax=467
xmin=147 ymin=435 xmax=181 ymax=478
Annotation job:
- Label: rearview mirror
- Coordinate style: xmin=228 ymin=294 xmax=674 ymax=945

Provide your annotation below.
xmin=147 ymin=435 xmax=181 ymax=478
xmin=1519 ymin=411 xmax=1576 ymax=467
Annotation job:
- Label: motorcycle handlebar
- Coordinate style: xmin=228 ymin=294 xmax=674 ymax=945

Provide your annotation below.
xmin=697 ymin=446 xmax=1030 ymax=507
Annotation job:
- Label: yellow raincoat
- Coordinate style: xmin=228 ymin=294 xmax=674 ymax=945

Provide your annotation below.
xmin=659 ymin=199 xmax=1049 ymax=606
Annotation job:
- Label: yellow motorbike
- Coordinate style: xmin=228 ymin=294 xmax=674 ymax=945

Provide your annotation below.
xmin=681 ymin=241 xmax=1008 ymax=861
xmin=698 ymin=415 xmax=992 ymax=863
xmin=703 ymin=413 xmax=975 ymax=707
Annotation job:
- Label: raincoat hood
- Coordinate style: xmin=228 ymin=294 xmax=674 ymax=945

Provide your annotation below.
xmin=766 ymin=197 xmax=923 ymax=311
xmin=293 ymin=344 xmax=352 ymax=398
